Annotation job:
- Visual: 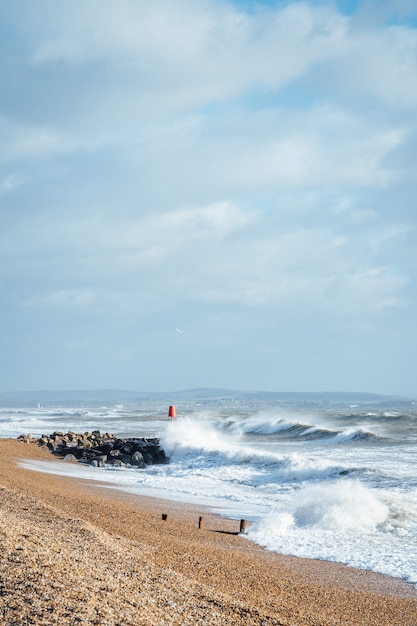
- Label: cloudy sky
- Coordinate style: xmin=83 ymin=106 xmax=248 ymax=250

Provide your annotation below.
xmin=1 ymin=0 xmax=417 ymax=395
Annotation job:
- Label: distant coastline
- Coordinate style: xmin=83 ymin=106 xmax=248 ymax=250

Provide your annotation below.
xmin=0 ymin=387 xmax=415 ymax=409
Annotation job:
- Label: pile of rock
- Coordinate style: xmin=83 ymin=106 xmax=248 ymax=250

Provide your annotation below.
xmin=17 ymin=431 xmax=168 ymax=468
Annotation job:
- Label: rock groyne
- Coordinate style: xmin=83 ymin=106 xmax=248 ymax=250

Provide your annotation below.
xmin=17 ymin=431 xmax=168 ymax=468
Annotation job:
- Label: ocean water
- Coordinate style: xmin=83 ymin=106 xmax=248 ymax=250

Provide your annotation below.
xmin=2 ymin=400 xmax=417 ymax=587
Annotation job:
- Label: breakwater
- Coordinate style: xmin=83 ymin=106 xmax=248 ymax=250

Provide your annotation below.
xmin=17 ymin=431 xmax=168 ymax=468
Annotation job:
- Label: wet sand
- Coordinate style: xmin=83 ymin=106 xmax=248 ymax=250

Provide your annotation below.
xmin=1 ymin=439 xmax=416 ymax=625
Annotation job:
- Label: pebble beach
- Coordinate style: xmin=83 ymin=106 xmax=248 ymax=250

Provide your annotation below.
xmin=1 ymin=439 xmax=416 ymax=626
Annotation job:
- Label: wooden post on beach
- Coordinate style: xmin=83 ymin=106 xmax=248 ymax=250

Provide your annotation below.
xmin=239 ymin=519 xmax=247 ymax=534
xmin=198 ymin=516 xmax=204 ymax=529
xmin=162 ymin=513 xmax=168 ymax=521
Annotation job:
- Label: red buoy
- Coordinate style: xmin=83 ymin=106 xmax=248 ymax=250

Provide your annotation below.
xmin=168 ymin=405 xmax=176 ymax=420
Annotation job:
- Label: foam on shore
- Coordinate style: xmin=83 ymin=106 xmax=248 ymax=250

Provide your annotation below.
xmin=1 ymin=439 xmax=416 ymax=625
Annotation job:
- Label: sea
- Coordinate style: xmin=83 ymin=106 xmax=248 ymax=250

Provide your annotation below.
xmin=1 ymin=392 xmax=417 ymax=588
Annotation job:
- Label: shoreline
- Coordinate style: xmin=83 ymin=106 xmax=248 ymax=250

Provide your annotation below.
xmin=1 ymin=438 xmax=416 ymax=625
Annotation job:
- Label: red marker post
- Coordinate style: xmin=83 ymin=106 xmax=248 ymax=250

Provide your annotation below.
xmin=168 ymin=405 xmax=176 ymax=421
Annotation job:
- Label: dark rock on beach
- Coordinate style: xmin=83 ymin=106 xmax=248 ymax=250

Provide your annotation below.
xmin=17 ymin=431 xmax=168 ymax=468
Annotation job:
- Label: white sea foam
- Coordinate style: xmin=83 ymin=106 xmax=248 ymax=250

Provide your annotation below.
xmin=223 ymin=410 xmax=321 ymax=436
xmin=248 ymin=481 xmax=417 ymax=584
xmin=4 ymin=403 xmax=417 ymax=586
xmin=330 ymin=427 xmax=374 ymax=443
xmin=161 ymin=418 xmax=350 ymax=484
xmin=253 ymin=481 xmax=389 ymax=534
xmin=221 ymin=411 xmax=381 ymax=444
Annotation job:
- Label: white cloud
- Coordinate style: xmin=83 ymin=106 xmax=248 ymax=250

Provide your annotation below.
xmin=332 ymin=23 xmax=417 ymax=109
xmin=148 ymin=201 xmax=253 ymax=240
xmin=26 ymin=0 xmax=417 ymax=115
xmin=29 ymin=1 xmax=347 ymax=79
xmin=347 ymin=267 xmax=408 ymax=309
xmin=345 ymin=209 xmax=379 ymax=225
xmin=143 ymin=105 xmax=409 ymax=192
xmin=0 ymin=116 xmax=100 ymax=163
xmin=6 ymin=1 xmax=414 ymax=194
xmin=25 ymin=0 xmax=351 ymax=120
xmin=66 ymin=201 xmax=254 ymax=262
xmin=367 ymin=224 xmax=412 ymax=254
xmin=24 ymin=289 xmax=96 ymax=309
xmin=7 ymin=191 xmax=410 ymax=318
xmin=1 ymin=173 xmax=24 ymax=193
xmin=1 ymin=0 xmax=416 ymax=392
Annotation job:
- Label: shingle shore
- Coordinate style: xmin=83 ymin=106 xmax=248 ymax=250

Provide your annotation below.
xmin=0 ymin=439 xmax=416 ymax=625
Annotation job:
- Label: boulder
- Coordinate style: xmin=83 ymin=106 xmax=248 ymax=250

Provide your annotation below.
xmin=63 ymin=454 xmax=78 ymax=462
xmin=120 ymin=442 xmax=134 ymax=455
xmin=131 ymin=451 xmax=144 ymax=465
xmin=21 ymin=430 xmax=169 ymax=470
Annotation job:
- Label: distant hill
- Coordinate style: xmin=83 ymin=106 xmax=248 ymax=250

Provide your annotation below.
xmin=0 ymin=388 xmax=414 ymax=409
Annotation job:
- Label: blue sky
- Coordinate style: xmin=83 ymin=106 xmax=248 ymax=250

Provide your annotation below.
xmin=1 ymin=0 xmax=417 ymax=395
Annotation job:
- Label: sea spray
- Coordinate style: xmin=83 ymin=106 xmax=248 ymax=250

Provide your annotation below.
xmin=161 ymin=417 xmax=238 ymax=458
xmin=250 ymin=481 xmax=389 ymax=535
xmin=222 ymin=410 xmax=381 ymax=443
xmin=161 ymin=417 xmax=352 ymax=486
xmin=5 ymin=401 xmax=417 ymax=585
xmin=246 ymin=481 xmax=417 ymax=582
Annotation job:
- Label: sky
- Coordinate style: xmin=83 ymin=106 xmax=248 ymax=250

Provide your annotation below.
xmin=1 ymin=0 xmax=417 ymax=396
